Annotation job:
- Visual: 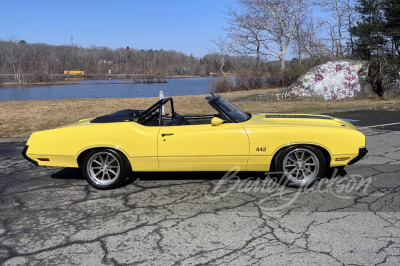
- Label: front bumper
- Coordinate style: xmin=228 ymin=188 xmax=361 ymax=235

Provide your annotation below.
xmin=22 ymin=145 xmax=38 ymax=166
xmin=348 ymin=147 xmax=368 ymax=165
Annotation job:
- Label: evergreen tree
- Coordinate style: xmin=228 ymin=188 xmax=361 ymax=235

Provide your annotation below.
xmin=382 ymin=0 xmax=400 ymax=57
xmin=352 ymin=0 xmax=387 ymax=59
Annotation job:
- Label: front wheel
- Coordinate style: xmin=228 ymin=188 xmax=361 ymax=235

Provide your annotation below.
xmin=275 ymin=145 xmax=326 ymax=187
xmin=82 ymin=149 xmax=129 ymax=189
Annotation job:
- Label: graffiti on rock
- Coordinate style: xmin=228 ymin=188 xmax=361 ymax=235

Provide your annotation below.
xmin=288 ymin=61 xmax=368 ymax=100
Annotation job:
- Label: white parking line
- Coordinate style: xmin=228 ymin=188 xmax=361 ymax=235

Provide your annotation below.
xmin=360 ymin=122 xmax=400 ymax=128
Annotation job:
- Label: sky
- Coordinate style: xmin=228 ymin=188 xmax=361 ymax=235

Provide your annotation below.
xmin=0 ymin=0 xmax=234 ymax=57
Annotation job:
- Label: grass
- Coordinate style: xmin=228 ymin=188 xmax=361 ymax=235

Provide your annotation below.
xmin=1 ymin=88 xmax=399 ymax=137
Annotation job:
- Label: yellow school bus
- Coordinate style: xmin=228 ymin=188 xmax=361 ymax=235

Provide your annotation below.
xmin=64 ymin=70 xmax=85 ymax=75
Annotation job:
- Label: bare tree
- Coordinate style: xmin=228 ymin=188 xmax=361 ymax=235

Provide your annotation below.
xmin=319 ymin=0 xmax=355 ymax=58
xmin=0 ymin=38 xmax=258 ymax=81
xmin=346 ymin=0 xmax=356 ymax=55
xmin=210 ymin=36 xmax=230 ymax=75
xmin=225 ymin=4 xmax=264 ymax=70
xmin=225 ymin=0 xmax=314 ymax=73
xmin=294 ymin=18 xmax=330 ymax=63
xmin=7 ymin=40 xmax=22 ymax=83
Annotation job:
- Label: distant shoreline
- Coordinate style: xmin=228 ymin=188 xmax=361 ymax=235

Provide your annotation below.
xmin=97 ymin=80 xmax=167 ymax=85
xmin=0 ymin=75 xmax=218 ymax=87
xmin=0 ymin=81 xmax=80 ymax=87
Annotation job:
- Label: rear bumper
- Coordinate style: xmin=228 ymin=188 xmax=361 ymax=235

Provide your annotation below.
xmin=22 ymin=145 xmax=38 ymax=166
xmin=348 ymin=147 xmax=368 ymax=165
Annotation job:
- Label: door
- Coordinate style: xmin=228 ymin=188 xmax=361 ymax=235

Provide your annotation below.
xmin=158 ymin=123 xmax=249 ymax=171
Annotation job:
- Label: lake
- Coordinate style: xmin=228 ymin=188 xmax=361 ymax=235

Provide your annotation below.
xmin=0 ymin=77 xmax=217 ymax=101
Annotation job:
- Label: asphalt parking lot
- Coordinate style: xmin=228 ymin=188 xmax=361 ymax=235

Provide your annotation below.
xmin=0 ymin=110 xmax=399 ymax=265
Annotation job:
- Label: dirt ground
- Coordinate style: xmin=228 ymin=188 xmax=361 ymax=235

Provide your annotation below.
xmin=1 ymin=88 xmax=399 ymax=137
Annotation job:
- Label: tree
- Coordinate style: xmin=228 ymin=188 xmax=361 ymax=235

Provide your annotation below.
xmin=225 ymin=4 xmax=264 ymax=70
xmin=382 ymin=0 xmax=400 ymax=57
xmin=352 ymin=0 xmax=387 ymax=59
xmin=7 ymin=40 xmax=23 ymax=82
xmin=319 ymin=0 xmax=355 ymax=58
xmin=346 ymin=0 xmax=356 ymax=55
xmin=293 ymin=18 xmax=330 ymax=63
xmin=0 ymin=39 xmax=260 ymax=79
xmin=210 ymin=36 xmax=230 ymax=75
xmin=225 ymin=0 xmax=314 ymax=73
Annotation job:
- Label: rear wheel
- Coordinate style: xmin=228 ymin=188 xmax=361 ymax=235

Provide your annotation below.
xmin=275 ymin=145 xmax=326 ymax=187
xmin=82 ymin=149 xmax=128 ymax=189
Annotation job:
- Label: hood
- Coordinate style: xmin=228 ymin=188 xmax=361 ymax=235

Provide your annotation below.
xmin=246 ymin=113 xmax=356 ymax=129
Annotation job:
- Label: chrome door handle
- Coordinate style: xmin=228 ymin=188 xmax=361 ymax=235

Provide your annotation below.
xmin=161 ymin=133 xmax=174 ymax=137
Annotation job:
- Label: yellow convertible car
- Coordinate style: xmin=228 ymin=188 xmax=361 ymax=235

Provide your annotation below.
xmin=23 ymin=95 xmax=367 ymax=189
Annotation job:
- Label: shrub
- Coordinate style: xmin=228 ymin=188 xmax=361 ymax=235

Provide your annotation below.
xmin=235 ymin=70 xmax=264 ymax=90
xmin=23 ymin=72 xmax=53 ymax=83
xmin=210 ymin=69 xmax=267 ymax=93
xmin=209 ymin=77 xmax=234 ymax=93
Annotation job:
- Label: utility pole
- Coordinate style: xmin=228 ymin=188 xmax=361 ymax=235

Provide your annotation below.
xmin=71 ymin=36 xmax=74 ymax=46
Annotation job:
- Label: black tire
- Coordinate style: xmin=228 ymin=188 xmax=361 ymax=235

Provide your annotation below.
xmin=81 ymin=149 xmax=129 ymax=189
xmin=274 ymin=145 xmax=326 ymax=187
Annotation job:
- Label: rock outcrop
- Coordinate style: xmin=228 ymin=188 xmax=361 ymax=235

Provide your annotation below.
xmin=237 ymin=60 xmax=370 ymax=102
xmin=369 ymin=61 xmax=400 ymax=100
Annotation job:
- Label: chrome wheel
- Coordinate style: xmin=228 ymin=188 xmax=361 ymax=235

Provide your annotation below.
xmin=282 ymin=148 xmax=320 ymax=186
xmin=87 ymin=151 xmax=121 ymax=186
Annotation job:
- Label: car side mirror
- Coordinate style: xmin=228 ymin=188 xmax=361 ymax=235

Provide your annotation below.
xmin=211 ymin=117 xmax=224 ymax=126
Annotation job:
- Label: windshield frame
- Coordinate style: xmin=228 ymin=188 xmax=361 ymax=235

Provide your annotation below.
xmin=206 ymin=95 xmax=250 ymax=123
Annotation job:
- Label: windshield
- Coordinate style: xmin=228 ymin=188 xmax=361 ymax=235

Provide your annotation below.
xmin=212 ymin=97 xmax=249 ymax=122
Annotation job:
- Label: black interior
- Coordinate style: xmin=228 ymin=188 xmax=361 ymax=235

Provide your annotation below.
xmin=165 ymin=114 xmax=190 ymax=126
xmin=144 ymin=114 xmax=217 ymax=126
